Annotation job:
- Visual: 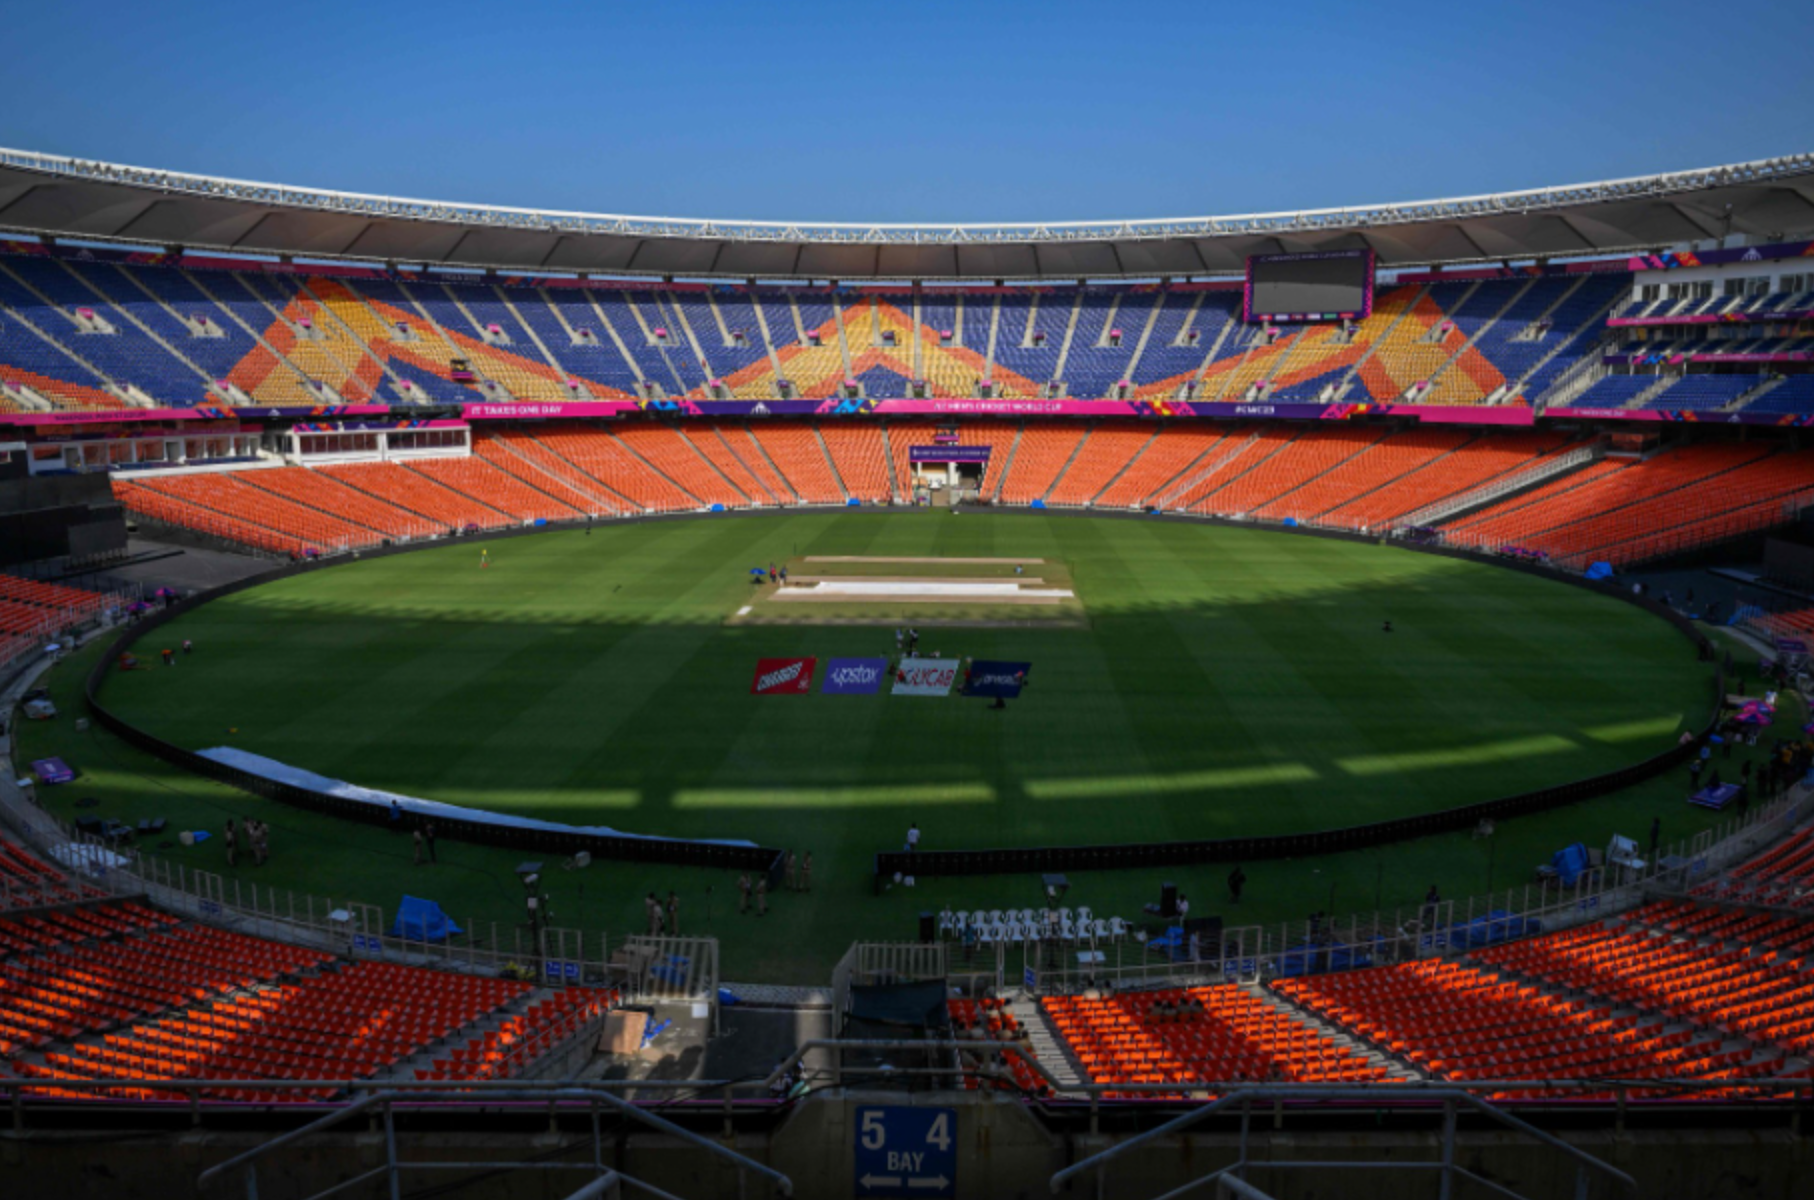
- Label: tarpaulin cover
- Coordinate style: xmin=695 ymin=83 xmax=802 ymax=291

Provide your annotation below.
xmin=1550 ymin=842 xmax=1591 ymax=887
xmin=391 ymin=895 xmax=461 ymax=943
xmin=963 ymin=661 xmax=1032 ymax=699
xmin=195 ymin=747 xmax=759 ymax=847
xmin=31 ymin=758 xmax=75 ymax=785
xmin=1584 ymin=562 xmax=1615 ymax=580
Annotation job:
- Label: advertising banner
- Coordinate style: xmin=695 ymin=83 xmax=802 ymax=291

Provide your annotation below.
xmin=892 ymin=657 xmax=959 ymax=697
xmin=907 ymin=445 xmax=992 ymax=462
xmin=821 ymin=657 xmax=889 ymax=695
xmin=962 ymin=661 xmax=1032 ymax=698
xmin=750 ymin=656 xmax=816 ymax=695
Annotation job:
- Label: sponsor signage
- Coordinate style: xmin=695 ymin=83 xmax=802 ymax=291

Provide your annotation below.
xmin=822 ymin=657 xmax=888 ymax=695
xmin=962 ymin=660 xmax=1032 ymax=698
xmin=907 ymin=445 xmax=992 ymax=462
xmin=892 ymin=657 xmax=959 ymax=697
xmin=750 ymin=657 xmax=816 ymax=695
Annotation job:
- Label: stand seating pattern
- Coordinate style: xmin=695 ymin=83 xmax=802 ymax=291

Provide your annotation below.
xmin=1043 ymin=986 xmax=1390 ymax=1096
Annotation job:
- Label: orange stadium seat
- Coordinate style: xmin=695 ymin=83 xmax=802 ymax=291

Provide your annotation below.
xmin=747 ymin=423 xmax=843 ymax=503
xmin=819 ymin=423 xmax=893 ymax=502
xmin=1045 ymin=423 xmax=1156 ymax=507
xmin=998 ymin=424 xmax=1089 ymax=505
xmin=317 ymin=462 xmax=513 ymax=531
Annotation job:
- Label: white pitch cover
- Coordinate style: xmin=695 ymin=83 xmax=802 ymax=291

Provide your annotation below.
xmin=893 ymin=656 xmax=960 ymax=696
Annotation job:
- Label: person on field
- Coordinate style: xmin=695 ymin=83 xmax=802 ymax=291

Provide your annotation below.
xmin=480 ymin=548 xmax=489 ymax=569
xmin=424 ymin=822 xmax=437 ymax=864
xmin=906 ymin=823 xmax=920 ymax=853
xmin=224 ymin=819 xmax=238 ymax=868
xmin=390 ymin=800 xmax=402 ymax=833
xmin=1227 ymin=865 xmax=1245 ymax=903
xmin=755 ymin=875 xmax=769 ymax=916
xmin=161 ymin=648 xmax=175 ymax=666
xmin=182 ymin=639 xmax=194 ymax=655
xmin=738 ymin=872 xmax=752 ymax=914
xmin=666 ymin=891 xmax=680 ymax=937
xmin=1381 ymin=620 xmax=1393 ymax=634
xmin=250 ymin=819 xmax=267 ymax=866
xmin=646 ymin=892 xmax=663 ymax=936
xmin=413 ymin=826 xmax=425 ymax=866
xmin=787 ymin=850 xmax=800 ymax=892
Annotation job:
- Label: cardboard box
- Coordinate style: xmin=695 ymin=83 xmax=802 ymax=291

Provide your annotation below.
xmin=598 ymin=1010 xmax=648 ymax=1056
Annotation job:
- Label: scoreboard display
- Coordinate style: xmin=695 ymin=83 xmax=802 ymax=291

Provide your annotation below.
xmin=1244 ymin=249 xmax=1375 ymax=323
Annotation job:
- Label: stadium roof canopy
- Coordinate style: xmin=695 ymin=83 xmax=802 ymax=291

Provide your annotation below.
xmin=2 ymin=147 xmax=1812 ymax=281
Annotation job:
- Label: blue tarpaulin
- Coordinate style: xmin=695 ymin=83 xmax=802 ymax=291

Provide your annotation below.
xmin=1584 ymin=562 xmax=1615 ymax=580
xmin=846 ymin=497 xmax=861 ymax=506
xmin=1030 ymin=499 xmax=1046 ymax=509
xmin=390 ymin=895 xmax=461 ymax=943
xmin=1549 ymin=843 xmax=1591 ymax=887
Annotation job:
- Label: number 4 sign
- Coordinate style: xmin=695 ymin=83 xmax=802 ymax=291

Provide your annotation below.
xmin=853 ymin=1105 xmax=956 ymax=1197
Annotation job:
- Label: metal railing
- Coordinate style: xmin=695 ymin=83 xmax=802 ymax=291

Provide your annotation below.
xmin=193 ymin=1087 xmax=793 ymax=1200
xmin=1052 ymin=1086 xmax=1638 ymax=1200
xmin=1003 ymin=781 xmax=1806 ymax=999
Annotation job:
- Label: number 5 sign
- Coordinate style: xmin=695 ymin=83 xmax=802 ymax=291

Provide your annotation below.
xmin=854 ymin=1105 xmax=956 ymax=1197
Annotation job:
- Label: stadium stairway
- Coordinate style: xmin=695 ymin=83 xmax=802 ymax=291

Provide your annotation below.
xmin=1008 ymin=996 xmax=1087 ymax=1092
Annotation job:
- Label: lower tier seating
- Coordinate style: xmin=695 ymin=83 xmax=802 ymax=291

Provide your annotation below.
xmin=1043 ymin=985 xmax=1392 ymax=1095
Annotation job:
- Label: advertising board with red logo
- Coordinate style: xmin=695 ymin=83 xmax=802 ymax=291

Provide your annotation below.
xmin=750 ymin=656 xmax=817 ymax=695
xmin=892 ymin=657 xmax=960 ymax=697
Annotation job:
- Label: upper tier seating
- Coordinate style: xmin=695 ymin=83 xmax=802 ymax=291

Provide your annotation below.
xmin=18 ymin=244 xmax=1814 ymax=416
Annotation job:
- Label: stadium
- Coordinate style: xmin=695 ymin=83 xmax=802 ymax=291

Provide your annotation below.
xmin=4 ymin=12 xmax=1814 ymax=1193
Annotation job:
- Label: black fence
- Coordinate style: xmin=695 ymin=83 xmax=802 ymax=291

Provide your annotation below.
xmin=81 ymin=550 xmax=786 ymax=882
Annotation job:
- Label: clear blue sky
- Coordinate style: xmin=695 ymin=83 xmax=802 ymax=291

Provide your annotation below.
xmin=4 ymin=0 xmax=1811 ymax=225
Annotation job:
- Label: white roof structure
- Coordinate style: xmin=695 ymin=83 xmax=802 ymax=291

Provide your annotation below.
xmin=2 ymin=147 xmax=1812 ymax=280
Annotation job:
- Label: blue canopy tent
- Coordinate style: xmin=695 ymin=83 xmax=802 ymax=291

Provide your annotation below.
xmin=391 ymin=895 xmax=462 ymax=943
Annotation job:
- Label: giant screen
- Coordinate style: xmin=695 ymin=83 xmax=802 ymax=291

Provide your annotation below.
xmin=1244 ymin=250 xmax=1375 ymax=323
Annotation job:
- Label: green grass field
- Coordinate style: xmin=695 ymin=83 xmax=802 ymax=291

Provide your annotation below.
xmin=16 ymin=510 xmax=1758 ymax=983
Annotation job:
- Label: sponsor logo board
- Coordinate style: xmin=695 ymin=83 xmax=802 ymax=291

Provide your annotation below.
xmin=822 ymin=657 xmax=888 ymax=695
xmin=893 ymin=657 xmax=959 ymax=697
xmin=750 ymin=656 xmax=816 ymax=695
xmin=962 ymin=660 xmax=1032 ymax=698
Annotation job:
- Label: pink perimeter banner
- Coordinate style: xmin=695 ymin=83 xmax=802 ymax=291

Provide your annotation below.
xmin=461 ymin=401 xmax=642 ymax=420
